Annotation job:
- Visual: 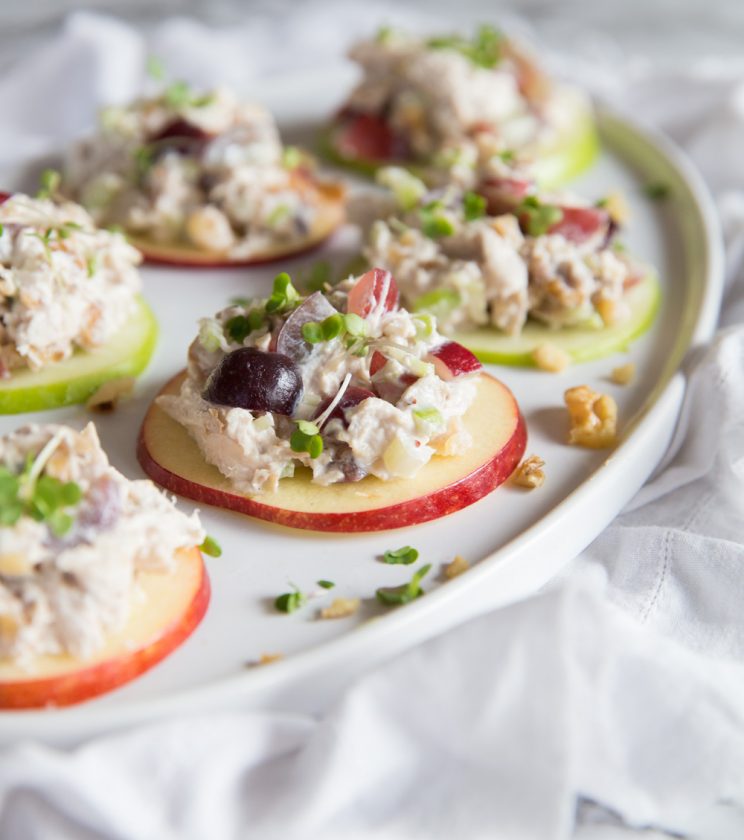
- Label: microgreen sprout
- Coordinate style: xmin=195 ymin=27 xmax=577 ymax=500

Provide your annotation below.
xmin=499 ymin=149 xmax=516 ymax=163
xmin=301 ymin=312 xmax=367 ymax=346
xmin=265 ymin=272 xmax=301 ymax=314
xmin=518 ymin=196 xmax=564 ymax=237
xmin=36 ymin=169 xmax=61 ymax=200
xmin=275 ymin=584 xmax=306 ymax=613
xmin=317 ymin=580 xmax=335 ymax=589
xmin=290 ymin=420 xmax=323 ymax=459
xmin=225 ymin=309 xmax=265 ymax=343
xmin=420 ymin=200 xmax=456 ymax=239
xmin=199 ymin=535 xmax=222 ymax=557
xmin=382 ymin=545 xmax=419 ymax=565
xmin=0 ymin=438 xmax=83 ymax=536
xmin=427 ymin=24 xmax=503 ymax=69
xmin=463 ymin=191 xmax=487 ymax=221
xmin=376 ymin=563 xmax=432 ymax=605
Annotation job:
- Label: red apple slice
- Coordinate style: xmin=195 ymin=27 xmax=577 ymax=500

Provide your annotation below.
xmin=426 ymin=341 xmax=483 ymax=381
xmin=138 ymin=371 xmax=526 ymax=532
xmin=0 ymin=546 xmax=209 ymax=709
xmin=128 ymin=179 xmax=345 ymax=268
xmin=347 ymin=268 xmax=399 ymax=317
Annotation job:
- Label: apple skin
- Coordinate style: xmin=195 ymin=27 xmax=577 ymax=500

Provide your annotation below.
xmin=138 ymin=371 xmax=527 ymax=533
xmin=426 ymin=342 xmax=483 ymax=380
xmin=0 ymin=547 xmax=210 ymax=710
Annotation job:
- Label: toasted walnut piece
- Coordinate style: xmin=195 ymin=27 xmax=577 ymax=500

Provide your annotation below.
xmin=611 ymin=362 xmax=636 ymax=386
xmin=0 ymin=553 xmax=33 ymax=576
xmin=602 ymin=191 xmax=631 ymax=226
xmin=513 ymin=455 xmax=546 ymax=489
xmin=86 ymin=377 xmax=135 ymax=412
xmin=595 ymin=298 xmax=619 ymax=327
xmin=320 ymin=597 xmax=361 ymax=620
xmin=564 ymin=385 xmax=618 ymax=449
xmin=533 ymin=342 xmax=571 ymax=373
xmin=443 ymin=555 xmax=470 ymax=580
xmin=249 ymin=652 xmax=283 ymax=668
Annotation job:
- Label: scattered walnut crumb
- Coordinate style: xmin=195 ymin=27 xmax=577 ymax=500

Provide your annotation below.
xmin=602 ymin=191 xmax=631 ymax=226
xmin=512 ymin=455 xmax=546 ymax=489
xmin=533 ymin=342 xmax=571 ymax=373
xmin=320 ymin=597 xmax=361 ymax=619
xmin=443 ymin=555 xmax=470 ymax=580
xmin=610 ymin=362 xmax=636 ymax=386
xmin=564 ymin=385 xmax=618 ymax=449
xmin=595 ymin=298 xmax=619 ymax=327
xmin=250 ymin=652 xmax=283 ymax=667
xmin=85 ymin=377 xmax=135 ymax=412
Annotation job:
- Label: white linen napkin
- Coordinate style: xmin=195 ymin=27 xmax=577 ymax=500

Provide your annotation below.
xmin=1 ymin=9 xmax=744 ymax=839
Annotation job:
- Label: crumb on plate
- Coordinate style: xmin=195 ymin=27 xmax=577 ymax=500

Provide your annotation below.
xmin=533 ymin=342 xmax=571 ymax=373
xmin=512 ymin=454 xmax=546 ymax=489
xmin=319 ymin=597 xmax=361 ymax=619
xmin=443 ymin=554 xmax=470 ymax=580
xmin=610 ymin=362 xmax=635 ymax=386
xmin=85 ymin=377 xmax=135 ymax=412
xmin=564 ymin=385 xmax=618 ymax=449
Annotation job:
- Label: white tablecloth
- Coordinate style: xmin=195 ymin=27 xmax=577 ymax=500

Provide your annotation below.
xmin=2 ymin=7 xmax=744 ymax=839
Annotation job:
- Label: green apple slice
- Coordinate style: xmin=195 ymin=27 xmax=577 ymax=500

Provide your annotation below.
xmin=454 ymin=274 xmax=660 ymax=366
xmin=0 ymin=296 xmax=157 ymax=414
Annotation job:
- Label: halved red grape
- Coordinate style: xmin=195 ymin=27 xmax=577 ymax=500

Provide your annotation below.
xmin=149 ymin=119 xmax=212 ymax=156
xmin=334 ymin=113 xmax=406 ymax=162
xmin=275 ymin=292 xmax=338 ymax=361
xmin=347 ymin=268 xmax=399 ymax=318
xmin=203 ymin=348 xmax=302 ymax=416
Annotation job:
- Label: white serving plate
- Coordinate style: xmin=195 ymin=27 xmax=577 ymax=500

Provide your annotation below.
xmin=0 ymin=69 xmax=723 ymax=745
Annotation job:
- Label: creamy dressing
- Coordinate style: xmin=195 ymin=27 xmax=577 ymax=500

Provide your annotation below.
xmin=0 ymin=424 xmax=204 ymax=667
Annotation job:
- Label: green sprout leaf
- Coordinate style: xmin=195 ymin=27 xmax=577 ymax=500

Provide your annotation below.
xmin=420 ymin=200 xmax=456 ymax=239
xmin=382 ymin=546 xmax=419 ymax=565
xmin=275 ymin=585 xmax=306 ymax=614
xmin=290 ymin=421 xmax=324 ymax=459
xmin=428 ymin=24 xmax=503 ymax=69
xmin=376 ymin=563 xmax=432 ymax=605
xmin=317 ymin=580 xmax=335 ymax=589
xmin=463 ymin=191 xmax=487 ymax=221
xmin=199 ymin=535 xmax=222 ymax=557
xmin=265 ymin=272 xmax=301 ymax=314
xmin=518 ymin=196 xmax=564 ymax=237
xmin=37 ymin=169 xmax=61 ymax=200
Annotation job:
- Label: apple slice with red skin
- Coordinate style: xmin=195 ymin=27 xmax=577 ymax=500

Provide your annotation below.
xmin=127 ymin=177 xmax=345 ymax=268
xmin=0 ymin=546 xmax=209 ymax=710
xmin=426 ymin=342 xmax=483 ymax=381
xmin=347 ymin=268 xmax=399 ymax=317
xmin=138 ymin=370 xmax=526 ymax=533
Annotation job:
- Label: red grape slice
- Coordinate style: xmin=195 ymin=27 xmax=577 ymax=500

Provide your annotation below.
xmin=276 ymin=292 xmax=338 ymax=362
xmin=347 ymin=268 xmax=399 ymax=318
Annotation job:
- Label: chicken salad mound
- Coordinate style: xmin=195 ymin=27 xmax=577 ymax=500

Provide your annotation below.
xmin=0 ymin=423 xmax=205 ymax=666
xmin=361 ymin=167 xmax=644 ymax=336
xmin=0 ymin=191 xmax=142 ymax=378
xmin=158 ymin=270 xmax=483 ymax=494
xmin=332 ymin=25 xmax=590 ymax=185
xmin=65 ymin=80 xmax=341 ymax=259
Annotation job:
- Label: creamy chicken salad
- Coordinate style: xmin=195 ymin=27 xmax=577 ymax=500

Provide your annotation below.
xmin=332 ymin=25 xmax=586 ymax=186
xmin=65 ymin=82 xmax=339 ymax=259
xmin=362 ymin=167 xmax=640 ymax=335
xmin=159 ymin=270 xmax=482 ymax=494
xmin=0 ymin=191 xmax=142 ymax=377
xmin=0 ymin=423 xmax=204 ymax=666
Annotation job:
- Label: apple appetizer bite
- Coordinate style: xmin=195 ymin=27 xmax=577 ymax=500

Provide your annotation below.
xmin=0 ymin=423 xmax=210 ymax=709
xmin=64 ymin=82 xmax=345 ymax=266
xmin=323 ymin=25 xmax=598 ymax=188
xmin=359 ymin=168 xmax=659 ymax=366
xmin=139 ymin=269 xmax=526 ymax=531
xmin=0 ymin=190 xmax=156 ymax=413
